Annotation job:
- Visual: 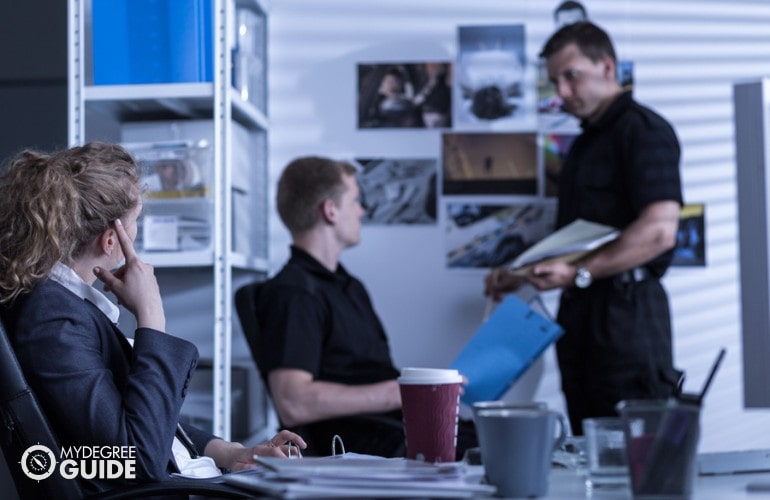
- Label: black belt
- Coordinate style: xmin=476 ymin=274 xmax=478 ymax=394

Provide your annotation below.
xmin=616 ymin=267 xmax=650 ymax=284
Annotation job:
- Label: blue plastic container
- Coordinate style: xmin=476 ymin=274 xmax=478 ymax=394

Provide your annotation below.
xmin=92 ymin=0 xmax=213 ymax=85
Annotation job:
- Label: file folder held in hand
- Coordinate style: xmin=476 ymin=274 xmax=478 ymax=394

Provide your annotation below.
xmin=509 ymin=219 xmax=619 ymax=274
xmin=450 ymin=295 xmax=564 ymax=405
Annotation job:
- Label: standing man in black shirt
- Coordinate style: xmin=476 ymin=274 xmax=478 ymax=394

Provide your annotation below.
xmin=485 ymin=22 xmax=683 ymax=435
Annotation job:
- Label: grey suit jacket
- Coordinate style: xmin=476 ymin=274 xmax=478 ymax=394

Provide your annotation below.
xmin=1 ymin=278 xmax=215 ymax=490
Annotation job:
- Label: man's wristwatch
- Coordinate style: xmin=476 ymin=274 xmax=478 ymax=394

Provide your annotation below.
xmin=574 ymin=265 xmax=593 ymax=288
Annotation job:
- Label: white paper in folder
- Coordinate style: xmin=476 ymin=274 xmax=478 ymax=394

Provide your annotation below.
xmin=509 ymin=218 xmax=620 ymax=272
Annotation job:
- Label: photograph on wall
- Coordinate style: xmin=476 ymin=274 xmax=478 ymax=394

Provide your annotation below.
xmin=552 ymin=1 xmax=590 ymax=28
xmin=442 ymin=132 xmax=537 ymax=195
xmin=456 ymin=24 xmax=529 ymax=127
xmin=617 ymin=60 xmax=634 ymax=92
xmin=357 ymin=62 xmax=452 ymax=129
xmin=445 ymin=200 xmax=557 ymax=269
xmin=542 ymin=132 xmax=578 ymax=196
xmin=671 ymin=203 xmax=706 ymax=267
xmin=354 ymin=158 xmax=438 ymax=225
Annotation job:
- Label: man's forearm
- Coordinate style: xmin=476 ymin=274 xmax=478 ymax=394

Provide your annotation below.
xmin=270 ymin=373 xmax=402 ymax=427
xmin=581 ymin=200 xmax=680 ymax=279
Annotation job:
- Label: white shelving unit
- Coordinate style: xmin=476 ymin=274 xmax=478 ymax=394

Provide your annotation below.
xmin=67 ymin=0 xmax=270 ymax=440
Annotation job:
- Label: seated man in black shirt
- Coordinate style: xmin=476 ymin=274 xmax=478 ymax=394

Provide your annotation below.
xmin=254 ymin=156 xmax=474 ymax=458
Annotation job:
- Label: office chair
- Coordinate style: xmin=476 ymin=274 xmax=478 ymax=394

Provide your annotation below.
xmin=234 ymin=281 xmax=405 ymax=457
xmin=234 ymin=281 xmax=301 ymax=434
xmin=234 ymin=281 xmax=266 ymax=380
xmin=0 ymin=315 xmax=250 ymax=499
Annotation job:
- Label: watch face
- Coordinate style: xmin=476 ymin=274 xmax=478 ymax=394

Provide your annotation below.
xmin=575 ymin=267 xmax=592 ymax=288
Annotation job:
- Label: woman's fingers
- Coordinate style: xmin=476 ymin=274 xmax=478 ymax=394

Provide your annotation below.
xmin=271 ymin=430 xmax=307 ymax=450
xmin=113 ymin=218 xmax=138 ymax=261
xmin=93 ymin=266 xmax=118 ymax=290
xmin=253 ymin=430 xmax=307 ymax=459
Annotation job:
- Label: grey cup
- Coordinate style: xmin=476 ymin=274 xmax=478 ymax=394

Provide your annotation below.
xmin=471 ymin=400 xmax=548 ymax=421
xmin=475 ymin=408 xmax=567 ymax=498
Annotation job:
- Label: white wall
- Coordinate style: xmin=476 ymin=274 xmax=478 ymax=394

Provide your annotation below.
xmin=267 ymin=0 xmax=770 ymax=451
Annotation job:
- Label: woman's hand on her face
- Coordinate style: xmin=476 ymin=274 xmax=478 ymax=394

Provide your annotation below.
xmin=94 ymin=219 xmax=166 ymax=331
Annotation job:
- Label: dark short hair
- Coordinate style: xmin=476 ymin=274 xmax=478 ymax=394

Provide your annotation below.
xmin=539 ymin=21 xmax=616 ymax=64
xmin=276 ymin=156 xmax=357 ymax=234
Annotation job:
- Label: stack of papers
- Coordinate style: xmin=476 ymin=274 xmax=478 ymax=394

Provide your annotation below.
xmin=222 ymin=455 xmax=495 ymax=498
xmin=509 ymin=218 xmax=620 ymax=273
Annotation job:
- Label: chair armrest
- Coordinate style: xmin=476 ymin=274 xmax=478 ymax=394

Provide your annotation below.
xmin=86 ymin=477 xmax=251 ymax=499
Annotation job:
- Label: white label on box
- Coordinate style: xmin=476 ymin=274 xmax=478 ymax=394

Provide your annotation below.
xmin=143 ymin=215 xmax=179 ymax=251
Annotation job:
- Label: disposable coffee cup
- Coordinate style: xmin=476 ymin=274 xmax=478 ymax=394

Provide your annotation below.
xmin=398 ymin=367 xmax=462 ymax=463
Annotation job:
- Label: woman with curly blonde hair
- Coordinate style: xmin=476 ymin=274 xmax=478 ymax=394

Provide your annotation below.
xmin=0 ymin=142 xmax=140 ymax=304
xmin=0 ymin=142 xmax=304 ymax=495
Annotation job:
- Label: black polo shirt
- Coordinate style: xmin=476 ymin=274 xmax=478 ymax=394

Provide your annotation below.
xmin=256 ymin=246 xmax=399 ymax=386
xmin=557 ymin=91 xmax=683 ymax=276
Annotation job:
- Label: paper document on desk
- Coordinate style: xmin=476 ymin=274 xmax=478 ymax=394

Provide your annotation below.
xmin=222 ymin=455 xmax=495 ymax=498
xmin=509 ymin=218 xmax=619 ymax=273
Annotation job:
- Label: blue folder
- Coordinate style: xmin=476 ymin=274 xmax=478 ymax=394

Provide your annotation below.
xmin=450 ymin=295 xmax=564 ymax=405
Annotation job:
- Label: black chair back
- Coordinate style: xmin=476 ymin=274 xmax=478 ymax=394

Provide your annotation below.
xmin=0 ymin=315 xmax=84 ymax=499
xmin=234 ymin=281 xmax=266 ymax=384
xmin=235 ymin=281 xmax=316 ymax=444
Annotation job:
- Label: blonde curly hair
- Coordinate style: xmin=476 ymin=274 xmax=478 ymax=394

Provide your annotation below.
xmin=0 ymin=142 xmax=140 ymax=304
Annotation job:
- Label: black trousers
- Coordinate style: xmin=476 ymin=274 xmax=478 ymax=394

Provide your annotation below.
xmin=556 ymin=276 xmax=682 ymax=435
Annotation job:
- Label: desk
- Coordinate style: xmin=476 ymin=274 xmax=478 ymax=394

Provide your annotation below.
xmin=540 ymin=467 xmax=770 ymax=499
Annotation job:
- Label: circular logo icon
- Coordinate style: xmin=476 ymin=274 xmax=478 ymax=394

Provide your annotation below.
xmin=20 ymin=444 xmax=57 ymax=481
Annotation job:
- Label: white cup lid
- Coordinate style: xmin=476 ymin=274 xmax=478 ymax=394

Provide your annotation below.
xmin=398 ymin=367 xmax=462 ymax=384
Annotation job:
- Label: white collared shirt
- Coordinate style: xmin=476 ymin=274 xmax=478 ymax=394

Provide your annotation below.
xmin=48 ymin=262 xmax=221 ymax=478
xmin=49 ymin=262 xmax=120 ymax=324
